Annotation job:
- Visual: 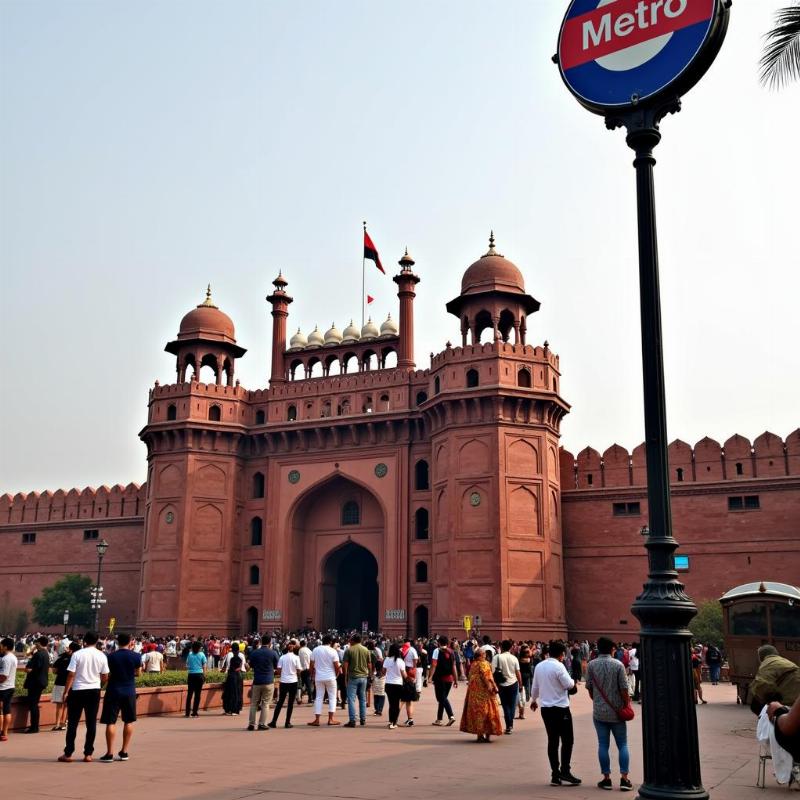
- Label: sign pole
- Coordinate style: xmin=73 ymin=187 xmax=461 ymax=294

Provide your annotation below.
xmin=607 ymin=100 xmax=707 ymax=800
xmin=556 ymin=3 xmax=731 ymax=798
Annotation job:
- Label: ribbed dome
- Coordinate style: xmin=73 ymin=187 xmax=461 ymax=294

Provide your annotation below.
xmin=380 ymin=313 xmax=398 ymax=336
xmin=360 ymin=317 xmax=380 ymax=340
xmin=342 ymin=320 xmax=360 ymax=342
xmin=461 ymin=233 xmax=525 ymax=296
xmin=324 ymin=322 xmax=342 ymax=345
xmin=178 ymin=286 xmax=236 ymax=340
xmin=288 ymin=327 xmax=307 ymax=350
xmin=306 ymin=325 xmax=324 ymax=348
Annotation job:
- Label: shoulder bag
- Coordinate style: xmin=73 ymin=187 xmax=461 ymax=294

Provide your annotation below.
xmin=592 ymin=672 xmax=635 ymax=722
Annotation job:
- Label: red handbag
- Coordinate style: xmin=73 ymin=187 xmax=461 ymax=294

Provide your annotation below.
xmin=592 ymin=675 xmax=635 ymax=722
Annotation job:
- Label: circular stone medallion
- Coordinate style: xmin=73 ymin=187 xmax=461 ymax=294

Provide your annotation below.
xmin=469 ymin=491 xmax=481 ymax=507
xmin=288 ymin=470 xmax=301 ymax=484
xmin=375 ymin=463 xmax=388 ymax=478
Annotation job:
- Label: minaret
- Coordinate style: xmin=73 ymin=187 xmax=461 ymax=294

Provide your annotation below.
xmin=393 ymin=249 xmax=420 ymax=369
xmin=266 ymin=272 xmax=293 ymax=384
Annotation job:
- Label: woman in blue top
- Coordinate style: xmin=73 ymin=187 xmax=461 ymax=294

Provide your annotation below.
xmin=185 ymin=641 xmax=207 ymax=718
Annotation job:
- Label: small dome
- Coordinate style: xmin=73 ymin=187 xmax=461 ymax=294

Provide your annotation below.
xmin=288 ymin=327 xmax=307 ymax=350
xmin=461 ymin=232 xmax=525 ymax=296
xmin=380 ymin=313 xmax=398 ymax=336
xmin=324 ymin=322 xmax=342 ymax=345
xmin=342 ymin=320 xmax=360 ymax=343
xmin=306 ymin=325 xmax=324 ymax=348
xmin=360 ymin=317 xmax=380 ymax=340
xmin=178 ymin=285 xmax=236 ymax=340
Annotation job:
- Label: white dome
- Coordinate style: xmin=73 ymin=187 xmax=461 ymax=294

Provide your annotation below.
xmin=324 ymin=322 xmax=342 ymax=345
xmin=342 ymin=320 xmax=360 ymax=342
xmin=380 ymin=313 xmax=398 ymax=336
xmin=288 ymin=327 xmax=307 ymax=350
xmin=306 ymin=325 xmax=324 ymax=348
xmin=361 ymin=317 xmax=380 ymax=340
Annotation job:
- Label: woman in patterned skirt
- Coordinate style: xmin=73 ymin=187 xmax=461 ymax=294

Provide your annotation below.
xmin=459 ymin=648 xmax=503 ymax=742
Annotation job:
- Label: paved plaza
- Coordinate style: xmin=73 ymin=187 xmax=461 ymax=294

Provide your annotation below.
xmin=1 ymin=682 xmax=788 ymax=799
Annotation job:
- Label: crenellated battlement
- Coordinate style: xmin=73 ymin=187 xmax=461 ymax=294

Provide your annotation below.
xmin=429 ymin=341 xmax=559 ymax=370
xmin=150 ymin=381 xmax=247 ymax=400
xmin=0 ymin=482 xmax=146 ymax=525
xmin=560 ymin=430 xmax=800 ymax=490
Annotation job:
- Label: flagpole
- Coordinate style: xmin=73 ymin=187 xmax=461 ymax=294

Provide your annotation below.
xmin=362 ymin=220 xmax=367 ymax=329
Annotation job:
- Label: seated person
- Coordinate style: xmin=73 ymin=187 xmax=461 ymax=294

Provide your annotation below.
xmin=750 ymin=645 xmax=800 ymax=714
xmin=768 ymin=696 xmax=800 ymax=762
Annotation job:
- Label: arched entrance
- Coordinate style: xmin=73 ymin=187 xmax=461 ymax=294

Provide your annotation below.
xmin=414 ymin=604 xmax=429 ymax=637
xmin=321 ymin=543 xmax=378 ymax=631
xmin=246 ymin=606 xmax=258 ymax=634
xmin=288 ymin=475 xmax=385 ymax=631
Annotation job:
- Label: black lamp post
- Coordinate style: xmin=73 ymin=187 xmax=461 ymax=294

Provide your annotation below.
xmin=93 ymin=538 xmax=109 ymax=632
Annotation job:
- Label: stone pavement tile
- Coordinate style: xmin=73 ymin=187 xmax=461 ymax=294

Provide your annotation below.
xmin=0 ymin=681 xmax=790 ymax=800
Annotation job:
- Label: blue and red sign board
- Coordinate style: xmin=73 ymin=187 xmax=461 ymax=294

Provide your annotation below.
xmin=557 ymin=0 xmax=723 ymax=113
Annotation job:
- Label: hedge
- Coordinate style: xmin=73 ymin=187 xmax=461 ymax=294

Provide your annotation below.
xmin=13 ymin=669 xmax=228 ymax=697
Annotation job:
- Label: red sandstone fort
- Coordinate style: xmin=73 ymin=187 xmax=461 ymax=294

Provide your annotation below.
xmin=2 ymin=237 xmax=798 ymax=638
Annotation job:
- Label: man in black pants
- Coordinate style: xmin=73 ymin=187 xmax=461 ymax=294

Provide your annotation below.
xmin=23 ymin=636 xmax=50 ymax=733
xmin=531 ymin=641 xmax=581 ymax=787
xmin=58 ymin=632 xmax=109 ymax=762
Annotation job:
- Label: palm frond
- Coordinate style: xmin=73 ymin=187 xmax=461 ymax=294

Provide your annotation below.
xmin=760 ymin=4 xmax=800 ymax=88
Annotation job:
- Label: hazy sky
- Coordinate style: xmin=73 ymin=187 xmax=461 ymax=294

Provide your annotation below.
xmin=1 ymin=1 xmax=798 ymax=494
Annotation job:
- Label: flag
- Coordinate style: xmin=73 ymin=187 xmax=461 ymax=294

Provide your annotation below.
xmin=364 ymin=230 xmax=384 ymax=274
xmin=367 ymin=295 xmax=374 ymax=304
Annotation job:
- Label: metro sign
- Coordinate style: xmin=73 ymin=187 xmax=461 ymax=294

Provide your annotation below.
xmin=557 ymin=0 xmax=729 ymax=114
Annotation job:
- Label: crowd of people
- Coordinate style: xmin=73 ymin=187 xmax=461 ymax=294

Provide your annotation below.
xmin=2 ymin=628 xmax=796 ymax=789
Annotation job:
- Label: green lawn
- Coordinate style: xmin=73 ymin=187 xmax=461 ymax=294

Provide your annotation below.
xmin=12 ymin=669 xmax=227 ymax=697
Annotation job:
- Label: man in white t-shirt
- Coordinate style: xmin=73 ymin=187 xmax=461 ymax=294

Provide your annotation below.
xmin=308 ymin=634 xmax=341 ymax=726
xmin=58 ymin=632 xmax=110 ymax=762
xmin=270 ymin=643 xmax=302 ymax=728
xmin=530 ymin=641 xmax=581 ymax=787
xmin=0 ymin=637 xmax=19 ymax=741
xmin=297 ymin=639 xmax=313 ymax=705
xmin=142 ymin=649 xmax=165 ymax=673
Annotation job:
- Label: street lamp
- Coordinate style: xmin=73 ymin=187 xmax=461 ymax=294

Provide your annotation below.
xmin=63 ymin=609 xmax=69 ymax=635
xmin=93 ymin=539 xmax=109 ymax=632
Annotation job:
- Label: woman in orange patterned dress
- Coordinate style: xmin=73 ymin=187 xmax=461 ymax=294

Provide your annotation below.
xmin=459 ymin=648 xmax=503 ymax=742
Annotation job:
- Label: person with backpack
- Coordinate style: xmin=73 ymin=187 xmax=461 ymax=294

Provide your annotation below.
xmin=428 ymin=635 xmax=459 ymax=726
xmin=704 ymin=644 xmax=722 ymax=685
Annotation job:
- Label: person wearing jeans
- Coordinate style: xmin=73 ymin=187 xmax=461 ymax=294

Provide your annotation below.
xmin=343 ymin=634 xmax=371 ymax=727
xmin=185 ymin=641 xmax=207 ymax=718
xmin=492 ymin=639 xmax=522 ymax=734
xmin=586 ymin=637 xmax=634 ymax=791
xmin=428 ymin=635 xmax=459 ymax=725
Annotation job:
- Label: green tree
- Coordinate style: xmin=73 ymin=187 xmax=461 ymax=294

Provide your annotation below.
xmin=761 ymin=4 xmax=800 ymax=88
xmin=690 ymin=599 xmax=725 ymax=649
xmin=31 ymin=574 xmax=93 ymax=628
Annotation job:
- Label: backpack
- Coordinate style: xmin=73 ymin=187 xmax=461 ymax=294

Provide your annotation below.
xmin=433 ymin=647 xmax=454 ymax=680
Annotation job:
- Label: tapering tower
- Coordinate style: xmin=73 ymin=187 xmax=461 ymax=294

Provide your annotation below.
xmin=266 ymin=272 xmax=293 ymax=385
xmin=139 ymin=288 xmax=247 ymax=634
xmin=393 ymin=249 xmax=420 ymax=369
xmin=425 ymin=234 xmax=570 ymax=639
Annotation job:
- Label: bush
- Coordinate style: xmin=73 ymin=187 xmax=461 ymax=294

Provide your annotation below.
xmin=14 ymin=669 xmax=227 ymax=697
xmin=690 ymin=599 xmax=724 ymax=649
